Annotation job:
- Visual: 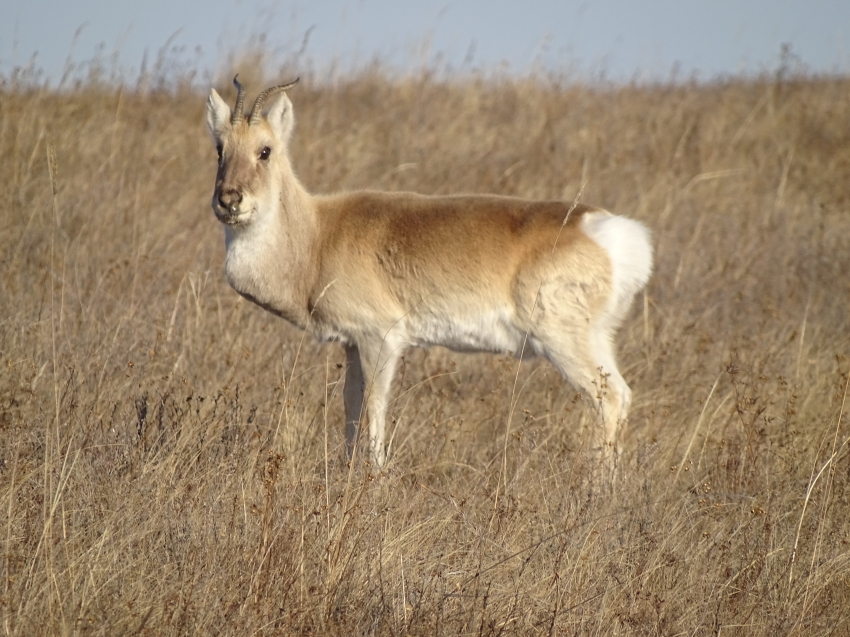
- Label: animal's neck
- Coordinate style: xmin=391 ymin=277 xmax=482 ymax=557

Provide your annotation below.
xmin=223 ymin=175 xmax=318 ymax=329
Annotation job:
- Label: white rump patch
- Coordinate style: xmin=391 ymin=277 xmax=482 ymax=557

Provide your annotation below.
xmin=581 ymin=211 xmax=653 ymax=326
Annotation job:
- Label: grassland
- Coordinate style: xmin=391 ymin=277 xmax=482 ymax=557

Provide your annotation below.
xmin=1 ymin=67 xmax=850 ymax=635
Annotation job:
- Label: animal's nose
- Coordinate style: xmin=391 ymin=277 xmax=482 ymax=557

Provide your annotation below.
xmin=218 ymin=188 xmax=243 ymax=212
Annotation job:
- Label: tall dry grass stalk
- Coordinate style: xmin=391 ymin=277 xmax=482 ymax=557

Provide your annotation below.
xmin=1 ymin=69 xmax=849 ymax=635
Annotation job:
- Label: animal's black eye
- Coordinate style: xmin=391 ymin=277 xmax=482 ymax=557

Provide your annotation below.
xmin=259 ymin=146 xmax=271 ymax=161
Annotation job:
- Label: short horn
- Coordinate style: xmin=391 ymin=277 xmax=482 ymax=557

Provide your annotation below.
xmin=249 ymin=77 xmax=300 ymax=124
xmin=231 ymin=74 xmax=245 ymax=125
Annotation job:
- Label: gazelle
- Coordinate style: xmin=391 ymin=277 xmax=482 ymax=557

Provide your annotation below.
xmin=205 ymin=77 xmax=653 ymax=468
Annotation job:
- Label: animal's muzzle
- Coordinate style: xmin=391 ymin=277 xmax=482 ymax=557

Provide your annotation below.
xmin=217 ymin=188 xmax=243 ymax=214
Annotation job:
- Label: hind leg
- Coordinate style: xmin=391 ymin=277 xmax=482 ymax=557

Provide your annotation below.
xmin=536 ymin=322 xmax=630 ymax=463
xmin=589 ymin=325 xmax=632 ymax=452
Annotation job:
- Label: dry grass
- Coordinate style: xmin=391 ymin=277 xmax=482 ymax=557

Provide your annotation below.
xmin=2 ymin=67 xmax=850 ymax=636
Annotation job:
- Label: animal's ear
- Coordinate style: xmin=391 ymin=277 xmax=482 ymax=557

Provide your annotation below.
xmin=206 ymin=88 xmax=231 ymax=139
xmin=266 ymin=92 xmax=295 ymax=144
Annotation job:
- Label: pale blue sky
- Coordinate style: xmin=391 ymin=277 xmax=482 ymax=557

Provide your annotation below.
xmin=3 ymin=1 xmax=849 ymax=84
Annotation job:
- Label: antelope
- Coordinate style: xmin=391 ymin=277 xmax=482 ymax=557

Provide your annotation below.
xmin=205 ymin=76 xmax=653 ymax=468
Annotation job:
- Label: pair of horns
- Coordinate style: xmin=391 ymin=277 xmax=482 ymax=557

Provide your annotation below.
xmin=230 ymin=75 xmax=300 ymax=125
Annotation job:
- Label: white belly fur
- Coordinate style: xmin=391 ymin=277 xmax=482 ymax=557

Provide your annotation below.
xmin=406 ymin=307 xmax=529 ymax=357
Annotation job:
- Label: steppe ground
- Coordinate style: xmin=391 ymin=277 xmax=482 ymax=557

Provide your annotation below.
xmin=2 ymin=63 xmax=850 ymax=635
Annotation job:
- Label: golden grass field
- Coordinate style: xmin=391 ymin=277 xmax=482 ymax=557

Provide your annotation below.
xmin=2 ymin=65 xmax=850 ymax=635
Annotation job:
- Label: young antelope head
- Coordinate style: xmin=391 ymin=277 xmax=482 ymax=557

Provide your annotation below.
xmin=205 ymin=75 xmax=300 ymax=226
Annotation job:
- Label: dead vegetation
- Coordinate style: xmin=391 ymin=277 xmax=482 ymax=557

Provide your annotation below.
xmin=1 ymin=67 xmax=850 ymax=635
